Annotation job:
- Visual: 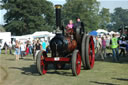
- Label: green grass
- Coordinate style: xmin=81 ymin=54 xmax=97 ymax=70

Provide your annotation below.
xmin=0 ymin=50 xmax=128 ymax=85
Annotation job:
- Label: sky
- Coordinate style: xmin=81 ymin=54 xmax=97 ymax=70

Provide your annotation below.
xmin=0 ymin=0 xmax=128 ymax=25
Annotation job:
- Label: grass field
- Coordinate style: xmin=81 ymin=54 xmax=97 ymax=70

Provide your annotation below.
xmin=0 ymin=50 xmax=128 ymax=85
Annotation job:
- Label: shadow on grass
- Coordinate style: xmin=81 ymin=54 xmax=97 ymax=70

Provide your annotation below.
xmin=6 ymin=59 xmax=15 ymax=61
xmin=47 ymin=71 xmax=72 ymax=76
xmin=6 ymin=58 xmax=33 ymax=61
xmin=90 ymin=81 xmax=119 ymax=85
xmin=9 ymin=64 xmax=40 ymax=76
xmin=95 ymin=54 xmax=128 ymax=64
xmin=22 ymin=58 xmax=34 ymax=61
xmin=9 ymin=64 xmax=73 ymax=76
xmin=112 ymin=78 xmax=128 ymax=81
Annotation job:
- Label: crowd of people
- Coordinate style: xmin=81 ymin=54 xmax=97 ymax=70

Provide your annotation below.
xmin=0 ymin=39 xmax=48 ymax=61
xmin=94 ymin=33 xmax=128 ymax=62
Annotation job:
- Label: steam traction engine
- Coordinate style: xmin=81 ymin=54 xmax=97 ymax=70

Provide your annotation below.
xmin=36 ymin=5 xmax=95 ymax=76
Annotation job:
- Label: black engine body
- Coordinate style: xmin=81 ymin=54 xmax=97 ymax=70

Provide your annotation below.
xmin=50 ymin=34 xmax=69 ymax=57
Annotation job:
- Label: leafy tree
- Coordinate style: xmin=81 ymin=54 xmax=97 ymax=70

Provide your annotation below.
xmin=99 ymin=8 xmax=110 ymax=30
xmin=1 ymin=0 xmax=54 ymax=35
xmin=0 ymin=25 xmax=5 ymax=32
xmin=62 ymin=0 xmax=100 ymax=32
xmin=111 ymin=7 xmax=128 ymax=31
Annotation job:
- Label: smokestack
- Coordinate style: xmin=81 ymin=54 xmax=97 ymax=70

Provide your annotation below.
xmin=55 ymin=5 xmax=62 ymax=31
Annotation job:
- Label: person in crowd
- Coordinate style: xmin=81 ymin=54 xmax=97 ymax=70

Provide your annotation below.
xmin=20 ymin=42 xmax=25 ymax=59
xmin=32 ymin=40 xmax=36 ymax=60
xmin=126 ymin=41 xmax=128 ymax=56
xmin=4 ymin=42 xmax=8 ymax=54
xmin=101 ymin=37 xmax=107 ymax=60
xmin=93 ymin=36 xmax=97 ymax=49
xmin=119 ymin=37 xmax=126 ymax=56
xmin=35 ymin=40 xmax=42 ymax=60
xmin=95 ymin=36 xmax=99 ymax=58
xmin=97 ymin=36 xmax=103 ymax=60
xmin=8 ymin=42 xmax=12 ymax=54
xmin=15 ymin=40 xmax=20 ymax=60
xmin=106 ymin=35 xmax=110 ymax=48
xmin=28 ymin=41 xmax=32 ymax=55
xmin=110 ymin=34 xmax=119 ymax=62
xmin=25 ymin=43 xmax=29 ymax=56
xmin=42 ymin=40 xmax=47 ymax=51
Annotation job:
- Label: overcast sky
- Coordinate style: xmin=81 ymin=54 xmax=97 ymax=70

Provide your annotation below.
xmin=0 ymin=0 xmax=128 ymax=25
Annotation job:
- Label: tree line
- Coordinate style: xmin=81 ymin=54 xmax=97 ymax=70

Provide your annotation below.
xmin=0 ymin=0 xmax=128 ymax=35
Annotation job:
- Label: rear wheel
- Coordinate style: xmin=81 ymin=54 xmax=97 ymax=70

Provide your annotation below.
xmin=85 ymin=36 xmax=95 ymax=69
xmin=81 ymin=33 xmax=87 ymax=69
xmin=71 ymin=50 xmax=81 ymax=76
xmin=36 ymin=51 xmax=47 ymax=75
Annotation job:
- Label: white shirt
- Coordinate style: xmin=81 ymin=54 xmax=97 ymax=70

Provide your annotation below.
xmin=20 ymin=44 xmax=25 ymax=51
xmin=119 ymin=40 xmax=127 ymax=49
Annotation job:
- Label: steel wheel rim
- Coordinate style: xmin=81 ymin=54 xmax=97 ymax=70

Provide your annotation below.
xmin=76 ymin=52 xmax=81 ymax=75
xmin=88 ymin=36 xmax=95 ymax=68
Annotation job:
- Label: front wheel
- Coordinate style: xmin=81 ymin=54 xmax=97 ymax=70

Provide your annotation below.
xmin=71 ymin=50 xmax=81 ymax=76
xmin=36 ymin=50 xmax=47 ymax=75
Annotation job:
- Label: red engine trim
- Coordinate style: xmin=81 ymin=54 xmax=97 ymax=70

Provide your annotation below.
xmin=45 ymin=57 xmax=70 ymax=62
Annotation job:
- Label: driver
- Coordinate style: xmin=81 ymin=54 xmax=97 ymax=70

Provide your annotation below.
xmin=74 ymin=17 xmax=85 ymax=34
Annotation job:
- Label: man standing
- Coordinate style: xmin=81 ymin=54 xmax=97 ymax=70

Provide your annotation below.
xmin=35 ymin=40 xmax=42 ymax=60
xmin=32 ymin=40 xmax=36 ymax=60
xmin=4 ymin=42 xmax=8 ymax=54
xmin=110 ymin=34 xmax=119 ymax=62
xmin=74 ymin=17 xmax=84 ymax=34
xmin=8 ymin=42 xmax=12 ymax=54
xmin=74 ymin=17 xmax=85 ymax=51
xmin=20 ymin=42 xmax=25 ymax=59
xmin=101 ymin=37 xmax=106 ymax=60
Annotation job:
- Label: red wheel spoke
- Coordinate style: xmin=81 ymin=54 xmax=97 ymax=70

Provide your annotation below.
xmin=42 ymin=65 xmax=47 ymax=74
xmin=90 ymin=37 xmax=95 ymax=68
xmin=40 ymin=60 xmax=44 ymax=65
xmin=41 ymin=53 xmax=47 ymax=74
xmin=76 ymin=52 xmax=81 ymax=75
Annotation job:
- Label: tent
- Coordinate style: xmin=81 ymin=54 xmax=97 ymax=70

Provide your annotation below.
xmin=109 ymin=31 xmax=115 ymax=34
xmin=32 ymin=31 xmax=55 ymax=40
xmin=89 ymin=31 xmax=98 ymax=36
xmin=96 ymin=29 xmax=108 ymax=34
xmin=33 ymin=31 xmax=55 ymax=38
